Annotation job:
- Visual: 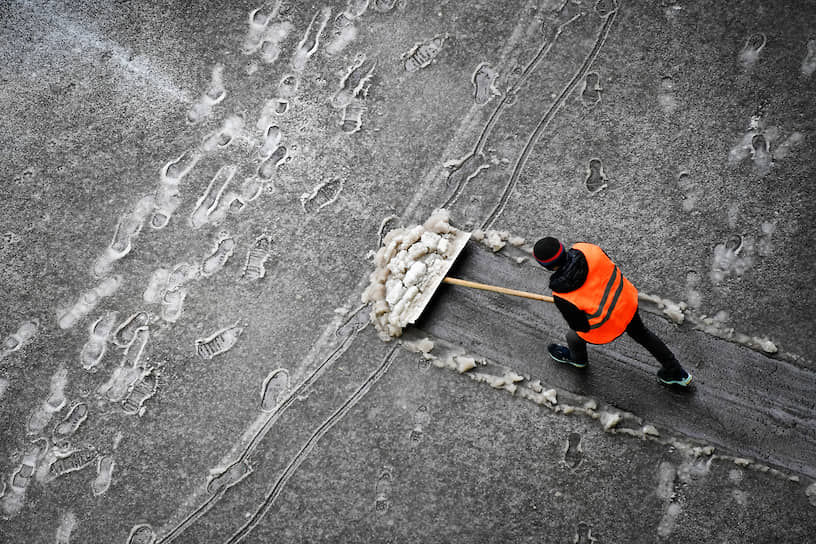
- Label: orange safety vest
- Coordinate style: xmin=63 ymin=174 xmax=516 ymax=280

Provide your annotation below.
xmin=552 ymin=243 xmax=639 ymax=344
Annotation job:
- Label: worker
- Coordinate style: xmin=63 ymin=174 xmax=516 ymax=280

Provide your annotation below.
xmin=533 ymin=237 xmax=692 ymax=387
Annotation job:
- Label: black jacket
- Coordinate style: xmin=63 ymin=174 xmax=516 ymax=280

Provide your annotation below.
xmin=549 ymin=248 xmax=590 ymax=332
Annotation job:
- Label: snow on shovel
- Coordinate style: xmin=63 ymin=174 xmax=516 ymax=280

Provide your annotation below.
xmin=363 ymin=209 xmax=553 ymax=341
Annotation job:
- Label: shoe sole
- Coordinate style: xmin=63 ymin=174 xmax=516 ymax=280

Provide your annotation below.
xmin=659 ymin=374 xmax=693 ymax=387
xmin=548 ymin=353 xmax=587 ymax=368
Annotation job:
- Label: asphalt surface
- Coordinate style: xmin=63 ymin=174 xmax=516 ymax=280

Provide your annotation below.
xmin=1 ymin=0 xmax=815 ymax=542
xmin=416 ymin=240 xmax=816 ymax=479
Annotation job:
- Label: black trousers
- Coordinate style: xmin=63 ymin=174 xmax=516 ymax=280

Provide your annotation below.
xmin=566 ymin=311 xmax=681 ymax=370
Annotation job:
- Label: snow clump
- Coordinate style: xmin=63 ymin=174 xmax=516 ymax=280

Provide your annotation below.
xmin=362 ymin=209 xmax=463 ymax=340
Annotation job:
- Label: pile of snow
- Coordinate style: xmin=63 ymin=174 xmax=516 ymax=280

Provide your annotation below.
xmin=363 ymin=210 xmax=464 ymax=340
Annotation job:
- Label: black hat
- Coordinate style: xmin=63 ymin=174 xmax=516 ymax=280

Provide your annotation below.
xmin=533 ymin=237 xmax=566 ymax=269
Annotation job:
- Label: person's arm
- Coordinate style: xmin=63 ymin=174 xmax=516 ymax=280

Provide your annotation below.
xmin=553 ymin=295 xmax=590 ymax=332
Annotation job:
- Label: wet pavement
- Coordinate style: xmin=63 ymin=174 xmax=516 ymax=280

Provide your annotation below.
xmin=1 ymin=0 xmax=815 ymax=542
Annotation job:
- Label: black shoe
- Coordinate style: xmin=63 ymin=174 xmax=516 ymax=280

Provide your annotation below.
xmin=548 ymin=344 xmax=587 ymax=368
xmin=658 ymin=366 xmax=692 ymax=387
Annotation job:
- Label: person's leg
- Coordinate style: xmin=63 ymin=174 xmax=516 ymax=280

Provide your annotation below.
xmin=625 ymin=311 xmax=680 ymax=370
xmin=566 ymin=330 xmax=588 ymax=365
xmin=626 ymin=311 xmax=692 ymax=385
xmin=548 ymin=330 xmax=587 ymax=368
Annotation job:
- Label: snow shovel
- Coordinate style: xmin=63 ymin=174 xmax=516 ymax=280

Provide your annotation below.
xmin=441 ymin=277 xmax=554 ymax=303
xmin=403 ymin=230 xmax=553 ymax=326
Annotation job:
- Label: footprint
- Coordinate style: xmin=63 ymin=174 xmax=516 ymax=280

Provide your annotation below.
xmin=201 ymin=234 xmax=236 ymax=277
xmin=45 ymin=445 xmax=98 ymax=483
xmin=277 ymin=73 xmax=300 ymax=99
xmin=657 ymin=75 xmax=677 ymax=113
xmin=91 ymin=455 xmax=115 ymax=496
xmin=166 ymin=262 xmax=200 ymax=292
xmin=203 ymin=66 xmax=227 ymax=103
xmin=731 ymin=488 xmax=749 ymax=507
xmin=3 ymin=440 xmax=48 ymax=516
xmin=113 ymin=312 xmax=150 ymax=348
xmin=656 ymin=461 xmax=676 ymax=501
xmin=331 ymin=55 xmax=376 ymax=109
xmin=0 ymin=319 xmax=39 ymax=361
xmin=190 ymin=165 xmax=237 ymax=229
xmin=677 ymin=170 xmax=702 ymax=212
xmin=260 ymin=368 xmax=289 ymax=412
xmin=403 ymin=34 xmax=447 ymax=72
xmin=27 ymin=403 xmax=55 ymax=436
xmin=408 ymin=427 xmax=422 ymax=447
xmin=372 ymin=0 xmax=398 ymax=12
xmin=207 ymin=459 xmax=252 ymax=494
xmin=374 ymin=465 xmax=393 ymax=514
xmin=300 ymin=178 xmax=344 ymax=213
xmin=55 ymin=511 xmax=77 ymax=544
xmin=242 ymin=7 xmax=272 ymax=55
xmin=53 ymin=402 xmax=89 ymax=443
xmin=160 ymin=288 xmax=187 ymax=323
xmin=340 ymin=98 xmax=366 ymax=134
xmin=326 ymin=18 xmax=358 ymax=56
xmin=80 ymin=311 xmax=118 ymax=372
xmin=11 ymin=441 xmax=46 ymax=491
xmin=657 ymin=502 xmax=682 ymax=538
xmin=122 ymin=369 xmax=158 ymax=416
xmin=724 ymin=234 xmax=743 ymax=255
xmin=343 ymin=0 xmax=370 ymax=18
xmin=201 ymin=115 xmax=244 ymax=152
xmin=584 ymin=158 xmax=607 ymax=193
xmin=472 ymin=63 xmax=499 ymax=106
xmin=150 ymin=184 xmax=182 ymax=230
xmin=258 ymin=145 xmax=288 ymax=179
xmin=291 ymin=6 xmax=332 ymax=72
xmin=738 ymin=33 xmax=766 ymax=71
xmin=409 ymin=405 xmax=431 ymax=447
xmin=121 ymin=326 xmax=150 ymax=368
xmin=161 ymin=149 xmax=202 ymax=184
xmin=98 ymin=364 xmax=149 ymax=403
xmin=242 ymin=233 xmax=273 ymax=282
xmin=259 ymin=125 xmax=283 ymax=158
xmin=580 ymin=72 xmax=602 ymax=106
xmin=564 ymin=432 xmax=583 ymax=469
xmin=260 ymin=21 xmax=294 ymax=65
xmin=187 ymin=64 xmax=226 ymax=124
xmin=143 ymin=269 xmax=170 ymax=305
xmin=801 ymin=39 xmax=816 ymax=77
xmin=107 ymin=196 xmax=153 ymax=257
xmin=28 ymin=366 xmax=69 ymax=434
xmin=195 ymin=322 xmax=243 ymax=360
xmin=127 ymin=524 xmax=156 ymax=544
xmin=757 ymin=220 xmax=775 ymax=257
xmin=751 ymin=134 xmax=772 ymax=175
xmin=684 ymin=270 xmax=702 ymax=310
xmin=58 ymin=276 xmax=122 ymax=330
xmin=574 ymin=521 xmax=596 ymax=544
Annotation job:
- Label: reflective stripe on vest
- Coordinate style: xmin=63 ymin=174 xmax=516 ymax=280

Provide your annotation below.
xmin=552 ymin=243 xmax=639 ymax=344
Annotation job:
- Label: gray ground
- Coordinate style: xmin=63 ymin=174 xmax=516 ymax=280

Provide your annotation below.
xmin=1 ymin=0 xmax=815 ymax=543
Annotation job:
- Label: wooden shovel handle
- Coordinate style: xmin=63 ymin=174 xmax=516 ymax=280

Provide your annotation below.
xmin=442 ymin=277 xmax=554 ymax=303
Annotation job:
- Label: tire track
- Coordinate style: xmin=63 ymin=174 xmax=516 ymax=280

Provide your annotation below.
xmin=482 ymin=7 xmax=618 ymax=230
xmin=156 ymin=328 xmax=361 ymax=543
xmin=442 ymin=10 xmax=583 ymax=209
xmin=223 ymin=345 xmax=399 ymax=544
